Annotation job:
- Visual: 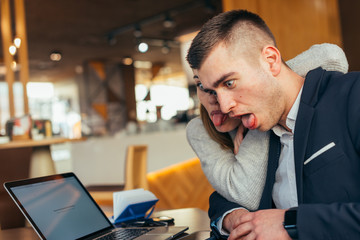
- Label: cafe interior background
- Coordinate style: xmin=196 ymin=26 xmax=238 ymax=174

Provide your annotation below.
xmin=1 ymin=0 xmax=360 ymax=229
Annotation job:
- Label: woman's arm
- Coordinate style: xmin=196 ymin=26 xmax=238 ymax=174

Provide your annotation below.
xmin=186 ymin=117 xmax=269 ymax=210
xmin=287 ymin=43 xmax=348 ymax=77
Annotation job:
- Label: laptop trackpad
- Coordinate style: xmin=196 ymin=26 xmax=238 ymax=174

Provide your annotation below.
xmin=136 ymin=226 xmax=189 ymax=240
xmin=178 ymin=230 xmax=211 ymax=240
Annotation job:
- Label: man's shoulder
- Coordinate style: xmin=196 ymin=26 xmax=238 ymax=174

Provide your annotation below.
xmin=320 ymin=68 xmax=360 ymax=91
xmin=307 ymin=67 xmax=360 ymax=82
xmin=303 ymin=68 xmax=360 ymax=104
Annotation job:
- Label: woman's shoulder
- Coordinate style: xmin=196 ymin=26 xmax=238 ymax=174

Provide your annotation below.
xmin=186 ymin=116 xmax=205 ymax=133
xmin=186 ymin=117 xmax=208 ymax=139
xmin=186 ymin=116 xmax=202 ymax=128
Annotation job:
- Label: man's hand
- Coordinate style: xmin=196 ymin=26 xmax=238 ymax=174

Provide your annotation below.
xmin=223 ymin=208 xmax=250 ymax=233
xmin=234 ymin=124 xmax=246 ymax=154
xmin=227 ymin=209 xmax=291 ymax=240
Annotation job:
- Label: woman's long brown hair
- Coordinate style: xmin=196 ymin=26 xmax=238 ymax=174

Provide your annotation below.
xmin=200 ymin=104 xmax=234 ymax=151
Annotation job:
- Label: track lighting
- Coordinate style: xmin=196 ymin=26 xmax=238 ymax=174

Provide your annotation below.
xmin=105 ymin=0 xmax=219 ymax=51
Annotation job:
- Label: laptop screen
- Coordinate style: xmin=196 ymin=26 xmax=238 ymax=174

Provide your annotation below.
xmin=5 ymin=173 xmax=113 ymax=240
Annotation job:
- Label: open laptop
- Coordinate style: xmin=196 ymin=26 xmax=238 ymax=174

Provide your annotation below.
xmin=3 ymin=172 xmax=188 ymax=240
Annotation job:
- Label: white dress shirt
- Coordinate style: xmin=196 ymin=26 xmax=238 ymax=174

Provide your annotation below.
xmin=271 ymin=88 xmax=302 ymax=209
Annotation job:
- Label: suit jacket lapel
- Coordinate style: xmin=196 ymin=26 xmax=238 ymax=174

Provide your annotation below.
xmin=294 ymin=104 xmax=314 ymax=204
xmin=293 ymin=67 xmax=324 ymax=204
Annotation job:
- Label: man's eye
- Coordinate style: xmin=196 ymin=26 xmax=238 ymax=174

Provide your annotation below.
xmin=225 ymin=80 xmax=235 ymax=88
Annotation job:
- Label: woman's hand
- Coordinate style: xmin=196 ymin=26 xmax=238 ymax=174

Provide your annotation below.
xmin=234 ymin=124 xmax=246 ymax=154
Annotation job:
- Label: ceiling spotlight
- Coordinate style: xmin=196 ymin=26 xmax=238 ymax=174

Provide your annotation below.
xmin=11 ymin=61 xmax=17 ymax=70
xmin=161 ymin=42 xmax=170 ymax=54
xmin=138 ymin=42 xmax=148 ymax=53
xmin=205 ymin=0 xmax=216 ymax=14
xmin=122 ymin=57 xmax=133 ymax=65
xmin=133 ymin=24 xmax=142 ymax=38
xmin=163 ymin=13 xmax=175 ymax=28
xmin=107 ymin=35 xmax=117 ymax=46
xmin=75 ymin=65 xmax=83 ymax=74
xmin=9 ymin=44 xmax=17 ymax=55
xmin=14 ymin=37 xmax=21 ymax=48
xmin=50 ymin=51 xmax=62 ymax=61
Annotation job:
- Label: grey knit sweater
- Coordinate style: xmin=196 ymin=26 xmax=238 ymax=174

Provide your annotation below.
xmin=186 ymin=43 xmax=348 ymax=210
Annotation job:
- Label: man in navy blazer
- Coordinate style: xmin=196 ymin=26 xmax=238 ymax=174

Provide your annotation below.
xmin=186 ymin=9 xmax=360 ymax=240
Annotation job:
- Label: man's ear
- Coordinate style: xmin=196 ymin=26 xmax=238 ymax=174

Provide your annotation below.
xmin=262 ymin=45 xmax=282 ymax=76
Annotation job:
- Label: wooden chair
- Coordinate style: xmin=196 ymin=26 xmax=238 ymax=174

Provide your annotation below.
xmin=124 ymin=144 xmax=148 ymax=190
xmin=89 ymin=144 xmax=149 ymax=206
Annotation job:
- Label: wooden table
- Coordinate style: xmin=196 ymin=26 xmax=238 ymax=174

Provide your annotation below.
xmin=0 ymin=137 xmax=85 ymax=229
xmin=0 ymin=137 xmax=85 ymax=177
xmin=152 ymin=208 xmax=210 ymax=234
xmin=0 ymin=137 xmax=82 ymax=150
xmin=0 ymin=208 xmax=210 ymax=239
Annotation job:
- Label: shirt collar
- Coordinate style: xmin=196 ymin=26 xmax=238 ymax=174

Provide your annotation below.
xmin=272 ymin=87 xmax=303 ymax=136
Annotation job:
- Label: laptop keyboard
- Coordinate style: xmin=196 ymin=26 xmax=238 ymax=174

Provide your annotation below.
xmin=96 ymin=228 xmax=154 ymax=240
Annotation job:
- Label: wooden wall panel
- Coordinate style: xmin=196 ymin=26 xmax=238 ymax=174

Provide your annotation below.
xmin=222 ymin=0 xmax=342 ymax=61
xmin=1 ymin=0 xmax=15 ymax=118
xmin=338 ymin=1 xmax=360 ymax=71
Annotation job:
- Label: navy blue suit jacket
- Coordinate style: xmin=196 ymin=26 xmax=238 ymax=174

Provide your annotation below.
xmin=209 ymin=68 xmax=360 ymax=239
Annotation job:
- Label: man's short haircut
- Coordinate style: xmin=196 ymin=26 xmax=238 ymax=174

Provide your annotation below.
xmin=186 ymin=9 xmax=276 ymax=70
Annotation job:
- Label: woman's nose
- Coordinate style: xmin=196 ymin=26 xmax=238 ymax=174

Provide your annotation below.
xmin=208 ymin=94 xmax=218 ymax=104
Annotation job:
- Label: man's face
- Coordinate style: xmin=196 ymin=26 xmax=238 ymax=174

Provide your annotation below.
xmin=195 ymin=76 xmax=241 ymax=133
xmin=195 ymin=43 xmax=286 ymax=132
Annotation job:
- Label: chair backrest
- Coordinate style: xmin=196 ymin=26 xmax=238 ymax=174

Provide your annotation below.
xmin=147 ymin=157 xmax=214 ymax=211
xmin=124 ymin=145 xmax=149 ymax=190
